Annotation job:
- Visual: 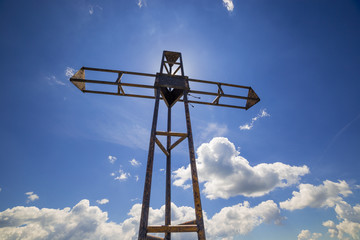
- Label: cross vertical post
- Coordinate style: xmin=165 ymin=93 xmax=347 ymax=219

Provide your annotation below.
xmin=138 ymin=87 xmax=161 ymax=240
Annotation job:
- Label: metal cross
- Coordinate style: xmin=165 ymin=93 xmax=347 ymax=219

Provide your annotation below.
xmin=70 ymin=50 xmax=260 ymax=240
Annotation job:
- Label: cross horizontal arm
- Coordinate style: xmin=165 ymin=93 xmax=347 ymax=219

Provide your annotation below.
xmin=82 ymin=66 xmax=156 ymax=78
xmin=70 ymin=67 xmax=260 ymax=110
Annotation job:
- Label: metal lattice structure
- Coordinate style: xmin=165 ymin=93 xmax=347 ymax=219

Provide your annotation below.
xmin=70 ymin=51 xmax=260 ymax=240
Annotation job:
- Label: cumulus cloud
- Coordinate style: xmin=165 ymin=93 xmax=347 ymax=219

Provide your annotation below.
xmin=108 ymin=155 xmax=117 ymax=164
xmin=280 ymin=180 xmax=352 ymax=210
xmin=297 ymin=230 xmax=322 ymax=240
xmin=96 ymin=199 xmax=109 ymax=205
xmin=207 ymin=200 xmax=282 ymax=238
xmin=222 ymin=0 xmax=234 ymax=12
xmin=173 ymin=137 xmax=309 ymax=199
xmin=113 ymin=169 xmax=130 ymax=181
xmin=322 ymin=201 xmax=360 ymax=240
xmin=135 ymin=175 xmax=139 ymax=182
xmin=137 ymin=0 xmax=146 ymax=8
xmin=65 ymin=67 xmax=75 ymax=78
xmin=129 ymin=158 xmax=141 ymax=167
xmin=0 ymin=199 xmax=126 ymax=240
xmin=25 ymin=192 xmax=39 ymax=203
xmin=240 ymin=109 xmax=270 ymax=130
xmin=0 ymin=199 xmax=282 ymax=240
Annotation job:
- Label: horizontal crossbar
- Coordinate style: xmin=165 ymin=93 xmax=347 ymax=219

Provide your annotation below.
xmin=147 ymin=225 xmax=198 ymax=233
xmin=179 ymin=220 xmax=197 ymax=225
xmin=146 ymin=235 xmax=164 ymax=240
xmin=70 ymin=67 xmax=260 ymax=109
xmin=156 ymin=131 xmax=187 ymax=137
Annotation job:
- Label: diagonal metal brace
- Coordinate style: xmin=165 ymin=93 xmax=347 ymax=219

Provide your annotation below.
xmin=170 ymin=136 xmax=187 ymax=150
xmin=155 ymin=137 xmax=169 ymax=156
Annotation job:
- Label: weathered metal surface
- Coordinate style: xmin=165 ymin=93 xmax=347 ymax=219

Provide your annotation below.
xmin=164 ymin=51 xmax=181 ymax=67
xmin=246 ymin=87 xmax=260 ymax=110
xmin=156 ymin=131 xmax=187 ymax=137
xmin=138 ymin=88 xmax=161 ymax=240
xmin=183 ymin=92 xmax=206 ymax=240
xmin=70 ymin=68 xmax=85 ymax=91
xmin=169 ymin=136 xmax=187 ymax=150
xmin=179 ymin=220 xmax=197 ymax=225
xmin=165 ymin=107 xmax=171 ymax=240
xmin=155 ymin=74 xmax=188 ymax=90
xmin=147 ymin=225 xmax=198 ymax=233
xmin=160 ymin=87 xmax=184 ymax=107
xmin=155 ymin=137 xmax=169 ymax=157
xmin=147 ymin=235 xmax=164 ymax=240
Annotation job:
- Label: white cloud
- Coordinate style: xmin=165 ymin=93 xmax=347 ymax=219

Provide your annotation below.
xmin=65 ymin=67 xmax=75 ymax=78
xmin=129 ymin=158 xmax=141 ymax=167
xmin=0 ymin=199 xmax=125 ymax=240
xmin=108 ymin=155 xmax=117 ymax=164
xmin=280 ymin=180 xmax=352 ymax=210
xmin=88 ymin=5 xmax=103 ymax=15
xmin=173 ymin=137 xmax=309 ymax=199
xmin=46 ymin=75 xmax=65 ymax=86
xmin=323 ymin=201 xmax=360 ymax=240
xmin=239 ymin=109 xmax=270 ymax=130
xmin=96 ymin=199 xmax=109 ymax=205
xmin=137 ymin=0 xmax=146 ymax=8
xmin=135 ymin=175 xmax=139 ymax=182
xmin=297 ymin=230 xmax=322 ymax=240
xmin=207 ymin=200 xmax=282 ymax=238
xmin=222 ymin=0 xmax=234 ymax=12
xmin=25 ymin=192 xmax=39 ymax=203
xmin=0 ymin=199 xmax=282 ymax=240
xmin=89 ymin=6 xmax=94 ymax=15
xmin=114 ymin=169 xmax=130 ymax=181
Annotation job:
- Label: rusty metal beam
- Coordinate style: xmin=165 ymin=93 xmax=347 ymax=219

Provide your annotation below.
xmin=169 ymin=136 xmax=187 ymax=150
xmin=183 ymin=92 xmax=206 ymax=240
xmin=82 ymin=66 xmax=156 ymax=77
xmin=147 ymin=235 xmax=164 ymax=240
xmin=156 ymin=131 xmax=187 ymax=137
xmin=189 ymin=89 xmax=250 ymax=100
xmin=138 ymin=88 xmax=161 ymax=240
xmin=165 ymin=107 xmax=171 ymax=240
xmin=188 ymin=78 xmax=251 ymax=89
xmin=71 ymin=78 xmax=155 ymax=89
xmin=155 ymin=137 xmax=169 ymax=157
xmin=147 ymin=225 xmax=198 ymax=233
xmin=173 ymin=65 xmax=181 ymax=75
xmin=179 ymin=220 xmax=197 ymax=225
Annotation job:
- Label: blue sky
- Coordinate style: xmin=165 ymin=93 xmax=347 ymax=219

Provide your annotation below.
xmin=1 ymin=0 xmax=360 ymax=239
